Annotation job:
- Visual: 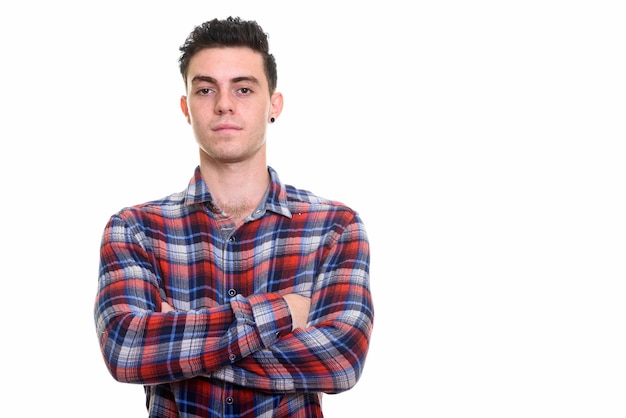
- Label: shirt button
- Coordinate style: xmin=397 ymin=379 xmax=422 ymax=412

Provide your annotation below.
xmin=229 ymin=236 xmax=235 ymax=242
xmin=226 ymin=397 xmax=234 ymax=405
xmin=276 ymin=332 xmax=281 ymax=338
xmin=228 ymin=288 xmax=237 ymax=297
xmin=229 ymin=354 xmax=236 ymax=362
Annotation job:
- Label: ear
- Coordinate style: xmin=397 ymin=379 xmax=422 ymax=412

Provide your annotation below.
xmin=270 ymin=92 xmax=284 ymax=120
xmin=180 ymin=95 xmax=191 ymax=124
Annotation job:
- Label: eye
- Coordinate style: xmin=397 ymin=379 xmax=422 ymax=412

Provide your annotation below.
xmin=197 ymin=88 xmax=213 ymax=95
xmin=238 ymin=87 xmax=252 ymax=96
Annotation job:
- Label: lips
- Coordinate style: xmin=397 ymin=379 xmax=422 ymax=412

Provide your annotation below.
xmin=212 ymin=123 xmax=242 ymax=131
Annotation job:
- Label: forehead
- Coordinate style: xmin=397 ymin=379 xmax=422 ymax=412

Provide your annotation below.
xmin=187 ymin=47 xmax=265 ymax=82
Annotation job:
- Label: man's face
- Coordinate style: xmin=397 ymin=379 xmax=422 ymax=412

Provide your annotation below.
xmin=181 ymin=47 xmax=281 ymax=165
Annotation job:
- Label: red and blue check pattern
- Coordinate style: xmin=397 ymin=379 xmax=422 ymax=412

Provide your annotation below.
xmin=94 ymin=166 xmax=374 ymax=417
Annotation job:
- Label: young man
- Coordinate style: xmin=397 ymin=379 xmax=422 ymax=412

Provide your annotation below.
xmin=94 ymin=17 xmax=374 ymax=417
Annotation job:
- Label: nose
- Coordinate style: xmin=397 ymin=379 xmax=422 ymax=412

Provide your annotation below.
xmin=214 ymin=92 xmax=234 ymax=114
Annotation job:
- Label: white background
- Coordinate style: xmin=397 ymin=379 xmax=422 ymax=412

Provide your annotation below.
xmin=1 ymin=1 xmax=625 ymax=417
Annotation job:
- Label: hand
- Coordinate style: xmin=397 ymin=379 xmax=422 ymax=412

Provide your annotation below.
xmin=282 ymin=294 xmax=311 ymax=330
xmin=161 ymin=301 xmax=175 ymax=313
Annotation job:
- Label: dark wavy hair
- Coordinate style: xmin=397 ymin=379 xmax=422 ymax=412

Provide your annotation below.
xmin=178 ymin=16 xmax=278 ymax=94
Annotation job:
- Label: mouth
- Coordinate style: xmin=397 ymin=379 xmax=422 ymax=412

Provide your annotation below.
xmin=212 ymin=123 xmax=242 ymax=132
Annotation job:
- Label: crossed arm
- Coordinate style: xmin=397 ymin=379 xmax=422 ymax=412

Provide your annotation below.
xmin=161 ymin=293 xmax=310 ymax=330
xmin=94 ymin=212 xmax=373 ymax=393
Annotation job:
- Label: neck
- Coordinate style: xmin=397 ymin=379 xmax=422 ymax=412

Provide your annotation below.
xmin=199 ymin=159 xmax=270 ymax=222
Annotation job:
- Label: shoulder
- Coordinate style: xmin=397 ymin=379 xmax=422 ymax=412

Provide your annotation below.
xmin=284 ymin=184 xmax=350 ymax=210
xmin=283 ymin=183 xmax=364 ymax=228
xmin=111 ymin=190 xmax=189 ymax=222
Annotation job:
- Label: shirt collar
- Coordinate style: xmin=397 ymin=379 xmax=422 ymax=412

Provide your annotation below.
xmin=183 ymin=166 xmax=293 ymax=219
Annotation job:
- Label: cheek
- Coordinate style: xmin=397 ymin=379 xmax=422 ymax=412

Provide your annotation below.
xmin=187 ymin=104 xmax=206 ymax=125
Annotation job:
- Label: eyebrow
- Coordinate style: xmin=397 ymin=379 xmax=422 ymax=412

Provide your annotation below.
xmin=190 ymin=75 xmax=261 ymax=85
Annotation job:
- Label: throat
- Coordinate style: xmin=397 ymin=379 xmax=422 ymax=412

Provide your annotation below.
xmin=221 ymin=201 xmax=256 ymax=224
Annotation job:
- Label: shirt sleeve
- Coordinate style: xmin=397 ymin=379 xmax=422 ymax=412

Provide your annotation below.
xmin=93 ymin=212 xmax=293 ymax=385
xmin=209 ymin=212 xmax=374 ymax=394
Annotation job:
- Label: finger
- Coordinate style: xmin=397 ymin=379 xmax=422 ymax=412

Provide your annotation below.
xmin=161 ymin=301 xmax=175 ymax=313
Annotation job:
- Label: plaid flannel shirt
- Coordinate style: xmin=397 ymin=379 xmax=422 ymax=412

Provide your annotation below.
xmin=94 ymin=166 xmax=374 ymax=417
